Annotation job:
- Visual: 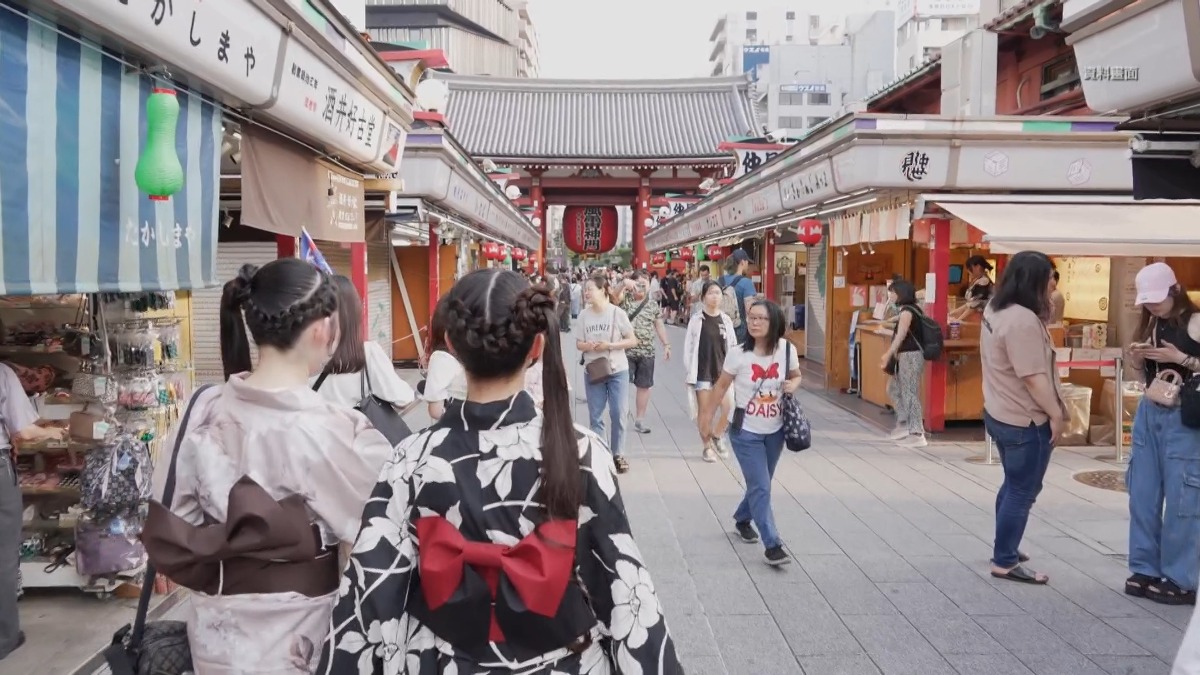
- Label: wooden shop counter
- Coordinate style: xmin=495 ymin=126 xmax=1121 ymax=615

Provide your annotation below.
xmin=856 ymin=323 xmax=984 ymax=422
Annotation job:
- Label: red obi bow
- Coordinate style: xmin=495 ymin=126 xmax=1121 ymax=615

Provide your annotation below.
xmin=416 ymin=516 xmax=577 ymax=643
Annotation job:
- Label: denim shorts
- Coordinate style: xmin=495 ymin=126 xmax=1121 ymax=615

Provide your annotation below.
xmin=694 ymin=381 xmax=714 ymax=391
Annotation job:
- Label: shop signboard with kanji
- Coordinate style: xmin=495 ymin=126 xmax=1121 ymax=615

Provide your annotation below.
xmin=269 ymin=37 xmax=389 ymax=165
xmin=733 ymin=148 xmax=782 ymax=179
xmin=63 ymin=0 xmax=283 ymax=106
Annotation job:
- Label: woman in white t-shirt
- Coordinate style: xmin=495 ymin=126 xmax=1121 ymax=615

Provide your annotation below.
xmin=312 ymin=276 xmax=416 ymax=413
xmin=577 ymin=273 xmax=638 ymax=473
xmin=700 ymin=299 xmax=801 ymax=567
xmin=422 ymin=302 xmax=467 ymax=420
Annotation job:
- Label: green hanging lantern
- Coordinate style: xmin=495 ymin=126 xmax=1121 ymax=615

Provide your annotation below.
xmin=135 ymin=88 xmax=184 ymax=201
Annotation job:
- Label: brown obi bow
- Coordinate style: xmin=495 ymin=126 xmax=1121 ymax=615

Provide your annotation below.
xmin=141 ymin=476 xmax=338 ymax=597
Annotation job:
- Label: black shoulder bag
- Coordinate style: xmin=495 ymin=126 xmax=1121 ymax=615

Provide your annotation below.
xmin=104 ymin=384 xmax=214 ymax=675
xmin=314 ymin=368 xmax=413 ymax=445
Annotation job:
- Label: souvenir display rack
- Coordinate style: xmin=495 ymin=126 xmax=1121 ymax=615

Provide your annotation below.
xmin=4 ymin=292 xmax=192 ymax=597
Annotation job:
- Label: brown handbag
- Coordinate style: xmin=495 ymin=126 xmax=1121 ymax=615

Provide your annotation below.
xmin=584 ymin=308 xmax=620 ymax=384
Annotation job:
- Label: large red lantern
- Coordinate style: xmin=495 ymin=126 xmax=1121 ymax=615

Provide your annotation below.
xmin=705 ymin=244 xmax=724 ymax=260
xmin=678 ymin=247 xmax=694 ymax=262
xmin=482 ymin=241 xmax=502 ymax=260
xmin=562 ymin=205 xmax=619 ymax=254
xmin=796 ymin=219 xmax=823 ymax=247
xmin=512 ymin=247 xmax=527 ymax=261
xmin=651 ymin=252 xmax=667 ymax=266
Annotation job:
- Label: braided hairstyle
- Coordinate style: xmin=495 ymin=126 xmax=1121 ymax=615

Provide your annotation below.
xmin=443 ymin=268 xmax=580 ymax=520
xmin=219 ymin=259 xmax=339 ymax=380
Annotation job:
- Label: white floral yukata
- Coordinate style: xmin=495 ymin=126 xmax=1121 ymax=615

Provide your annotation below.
xmin=318 ymin=391 xmax=680 ymax=675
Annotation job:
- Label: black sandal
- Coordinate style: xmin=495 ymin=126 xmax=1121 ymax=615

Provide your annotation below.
xmin=991 ymin=564 xmax=1049 ymax=585
xmin=1146 ymin=580 xmax=1197 ymax=606
xmin=1125 ymin=573 xmax=1158 ymax=598
xmin=614 ymin=456 xmax=630 ymax=474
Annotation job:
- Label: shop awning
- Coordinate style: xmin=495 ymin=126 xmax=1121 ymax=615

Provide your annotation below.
xmin=924 ymin=196 xmax=1200 ymax=256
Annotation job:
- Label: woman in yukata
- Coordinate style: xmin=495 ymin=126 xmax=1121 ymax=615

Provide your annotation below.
xmin=318 ymin=268 xmax=680 ymax=674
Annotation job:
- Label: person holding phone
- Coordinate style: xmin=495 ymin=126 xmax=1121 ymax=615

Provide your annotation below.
xmin=1124 ymin=262 xmax=1200 ymax=607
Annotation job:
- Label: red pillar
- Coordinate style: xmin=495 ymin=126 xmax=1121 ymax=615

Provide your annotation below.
xmin=428 ymin=222 xmax=440 ymax=325
xmin=531 ymin=175 xmax=546 ymax=272
xmin=763 ymin=230 xmax=777 ymax=301
xmin=924 ymin=218 xmax=950 ymax=433
xmin=350 ymin=242 xmax=368 ymax=336
xmin=633 ymin=174 xmax=651 ymax=269
xmin=276 ymin=234 xmax=296 ymax=259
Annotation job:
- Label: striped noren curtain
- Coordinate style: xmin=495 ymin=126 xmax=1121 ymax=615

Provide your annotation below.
xmin=0 ymin=5 xmax=221 ymax=295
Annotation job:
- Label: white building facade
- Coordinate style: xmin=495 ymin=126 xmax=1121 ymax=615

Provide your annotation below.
xmin=366 ymin=0 xmax=539 ymax=77
xmin=894 ymin=0 xmax=998 ymax=71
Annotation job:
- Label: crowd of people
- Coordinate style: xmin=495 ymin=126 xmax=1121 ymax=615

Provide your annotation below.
xmin=5 ymin=248 xmax=1198 ymax=672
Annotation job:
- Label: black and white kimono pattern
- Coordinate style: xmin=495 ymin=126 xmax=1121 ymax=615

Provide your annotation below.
xmin=318 ymin=392 xmax=680 ymax=675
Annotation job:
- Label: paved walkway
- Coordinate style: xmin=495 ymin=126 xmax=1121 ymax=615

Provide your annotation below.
xmin=551 ymin=324 xmax=1190 ymax=675
xmin=46 ymin=324 xmax=1194 ymax=675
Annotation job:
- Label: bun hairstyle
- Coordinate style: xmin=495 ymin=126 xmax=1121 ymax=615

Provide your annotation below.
xmin=219 ymin=258 xmax=338 ymax=380
xmin=442 ymin=269 xmax=579 ymax=520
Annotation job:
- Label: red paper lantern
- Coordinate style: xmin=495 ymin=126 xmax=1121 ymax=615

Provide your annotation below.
xmin=796 ymin=219 xmax=823 ymax=247
xmin=562 ymin=206 xmax=619 ymax=254
xmin=705 ymin=244 xmax=724 ymax=260
xmin=482 ymin=241 xmax=502 ymax=260
xmin=512 ymin=248 xmax=527 ymax=261
xmin=651 ymin=252 xmax=667 ymax=266
xmin=678 ymin=247 xmax=694 ymax=262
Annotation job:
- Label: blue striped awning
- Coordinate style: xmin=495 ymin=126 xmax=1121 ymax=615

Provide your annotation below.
xmin=0 ymin=5 xmax=220 ymax=295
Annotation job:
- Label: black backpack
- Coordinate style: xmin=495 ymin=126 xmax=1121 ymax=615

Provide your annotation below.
xmin=905 ymin=306 xmax=944 ymax=361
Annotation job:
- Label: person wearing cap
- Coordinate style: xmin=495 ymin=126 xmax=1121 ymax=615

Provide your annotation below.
xmin=950 ymin=255 xmax=995 ymax=321
xmin=1124 ymin=261 xmax=1200 ymax=608
xmin=719 ymin=249 xmax=759 ymax=342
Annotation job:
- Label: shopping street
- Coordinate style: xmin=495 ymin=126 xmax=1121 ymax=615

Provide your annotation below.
xmin=25 ymin=327 xmax=1187 ymax=675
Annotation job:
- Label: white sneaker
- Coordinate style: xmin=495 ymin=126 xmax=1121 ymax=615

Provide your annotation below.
xmin=903 ymin=434 xmax=929 ymax=447
xmin=716 ymin=437 xmax=732 ymax=459
xmin=887 ymin=427 xmax=908 ymax=441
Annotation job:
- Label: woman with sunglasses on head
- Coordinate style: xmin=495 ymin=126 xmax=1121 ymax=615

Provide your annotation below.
xmin=141 ymin=259 xmax=392 ymax=673
xmin=578 ymin=273 xmax=639 ymax=474
xmin=699 ymin=299 xmax=801 ymax=566
xmin=319 ymin=269 xmax=680 ymax=675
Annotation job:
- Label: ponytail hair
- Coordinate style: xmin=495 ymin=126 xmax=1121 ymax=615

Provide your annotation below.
xmin=443 ymin=269 xmax=580 ymax=520
xmin=219 ymin=259 xmax=339 ymax=381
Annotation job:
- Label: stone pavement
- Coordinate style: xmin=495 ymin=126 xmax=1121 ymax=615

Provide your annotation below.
xmin=60 ymin=325 xmax=1193 ymax=674
xmin=550 ymin=324 xmax=1191 ymax=675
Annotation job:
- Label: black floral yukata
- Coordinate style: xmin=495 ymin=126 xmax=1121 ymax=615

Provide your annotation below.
xmin=318 ymin=391 xmax=680 ymax=675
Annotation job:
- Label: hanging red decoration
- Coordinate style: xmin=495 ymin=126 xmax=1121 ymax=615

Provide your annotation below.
xmin=512 ymin=248 xmax=527 ymax=261
xmin=481 ymin=241 xmax=502 ymax=260
xmin=705 ymin=244 xmax=725 ymax=260
xmin=561 ymin=206 xmax=619 ymax=255
xmin=678 ymin=247 xmax=694 ymax=262
xmin=796 ymin=219 xmax=823 ymax=247
xmin=651 ymin=252 xmax=667 ymax=266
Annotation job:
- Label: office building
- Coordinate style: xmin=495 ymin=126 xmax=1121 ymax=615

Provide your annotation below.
xmin=894 ymin=0 xmax=1000 ymax=71
xmin=709 ymin=8 xmax=851 ymax=78
xmin=365 ymin=0 xmax=539 ymax=77
xmin=748 ymin=11 xmax=896 ymax=134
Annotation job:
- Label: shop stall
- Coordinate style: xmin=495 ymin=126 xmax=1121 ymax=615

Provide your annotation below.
xmin=388 ymin=119 xmax=540 ymax=362
xmin=0 ymin=6 xmax=222 ymax=594
xmin=647 ymin=113 xmax=1134 ymax=432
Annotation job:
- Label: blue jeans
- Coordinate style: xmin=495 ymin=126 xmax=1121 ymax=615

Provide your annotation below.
xmin=1127 ymin=400 xmax=1200 ymax=591
xmin=586 ymin=371 xmax=629 ymax=458
xmin=729 ymin=426 xmax=785 ymax=549
xmin=985 ymin=413 xmax=1053 ymax=568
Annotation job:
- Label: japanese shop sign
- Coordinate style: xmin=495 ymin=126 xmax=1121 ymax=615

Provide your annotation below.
xmin=268 ymin=38 xmax=388 ymax=164
xmin=323 ymin=166 xmax=364 ymax=238
xmin=65 ymin=0 xmax=283 ymax=106
xmin=779 ymin=159 xmax=837 ymax=209
xmin=733 ymin=149 xmax=782 ymax=179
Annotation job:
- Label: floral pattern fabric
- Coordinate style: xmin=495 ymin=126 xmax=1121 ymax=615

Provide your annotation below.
xmin=318 ymin=392 xmax=681 ymax=675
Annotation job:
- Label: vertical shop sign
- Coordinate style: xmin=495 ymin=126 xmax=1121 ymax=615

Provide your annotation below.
xmin=323 ymin=167 xmax=365 ymax=238
xmin=62 ymin=0 xmax=282 ymax=105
